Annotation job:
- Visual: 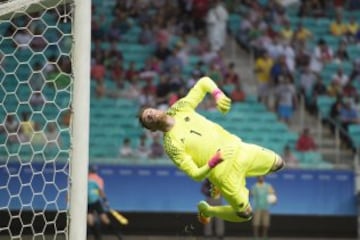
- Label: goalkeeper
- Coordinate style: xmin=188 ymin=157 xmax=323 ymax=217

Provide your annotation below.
xmin=138 ymin=76 xmax=284 ymax=223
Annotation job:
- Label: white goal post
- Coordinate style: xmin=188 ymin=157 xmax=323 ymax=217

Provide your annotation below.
xmin=0 ymin=0 xmax=91 ymax=239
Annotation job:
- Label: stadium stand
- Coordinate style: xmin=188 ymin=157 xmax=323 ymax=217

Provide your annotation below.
xmin=84 ymin=0 xmax=345 ymax=169
xmin=1 ymin=0 xmax=356 ymax=169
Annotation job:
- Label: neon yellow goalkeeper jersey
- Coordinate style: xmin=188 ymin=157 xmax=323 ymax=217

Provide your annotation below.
xmin=163 ymin=77 xmax=242 ymax=181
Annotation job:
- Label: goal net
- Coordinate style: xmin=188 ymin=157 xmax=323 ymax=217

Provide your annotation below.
xmin=0 ymin=0 xmax=90 ymax=239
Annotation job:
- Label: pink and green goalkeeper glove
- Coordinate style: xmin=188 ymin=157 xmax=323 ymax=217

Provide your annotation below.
xmin=208 ymin=150 xmax=223 ymax=169
xmin=212 ymin=89 xmax=231 ymax=114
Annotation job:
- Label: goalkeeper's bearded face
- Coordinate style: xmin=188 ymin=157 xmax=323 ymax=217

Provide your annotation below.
xmin=139 ymin=108 xmax=168 ymax=131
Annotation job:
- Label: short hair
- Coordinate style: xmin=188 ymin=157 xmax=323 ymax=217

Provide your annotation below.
xmin=137 ymin=107 xmax=148 ymax=129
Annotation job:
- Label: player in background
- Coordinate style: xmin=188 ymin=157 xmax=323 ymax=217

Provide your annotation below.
xmin=251 ymin=176 xmax=276 ymax=240
xmin=87 ymin=166 xmax=123 ymax=240
xmin=201 ymin=179 xmax=225 ymax=239
xmin=138 ymin=76 xmax=284 ymax=224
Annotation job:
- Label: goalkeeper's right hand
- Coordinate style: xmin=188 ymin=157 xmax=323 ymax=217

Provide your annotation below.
xmin=208 ymin=150 xmax=223 ymax=169
xmin=212 ymin=89 xmax=231 ymax=114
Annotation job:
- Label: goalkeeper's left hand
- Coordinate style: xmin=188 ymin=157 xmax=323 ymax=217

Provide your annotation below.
xmin=212 ymin=89 xmax=231 ymax=114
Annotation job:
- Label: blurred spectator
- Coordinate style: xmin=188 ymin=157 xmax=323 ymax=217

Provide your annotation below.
xmin=30 ymin=26 xmax=47 ymax=51
xmin=207 ymin=62 xmax=222 ymax=84
xmin=192 ymin=0 xmax=210 ymax=31
xmin=299 ymin=67 xmax=317 ymax=97
xmin=270 ymin=55 xmax=293 ymax=85
xmin=327 ymin=80 xmax=342 ymax=97
xmin=1 ymin=114 xmax=21 ymax=144
xmin=149 ymin=134 xmax=164 ymax=158
xmin=330 ymin=14 xmax=347 ymax=36
xmin=251 ymin=176 xmax=276 ymax=240
xmin=332 ymin=67 xmax=349 ymax=87
xmin=139 ymin=22 xmax=156 ymax=45
xmin=294 ymin=41 xmax=311 ymax=71
xmin=352 ymin=95 xmax=360 ymax=116
xmin=163 ymin=49 xmax=184 ymax=74
xmin=224 ymin=62 xmax=240 ymax=84
xmin=309 ymin=39 xmax=333 ymax=74
xmin=282 ymin=40 xmax=296 ymax=73
xmin=339 ymin=100 xmax=360 ymax=148
xmin=136 ymin=134 xmax=150 ymax=158
xmin=282 ymin=145 xmax=299 ymax=168
xmin=350 ymin=59 xmax=360 ymax=82
xmin=91 ymin=56 xmax=106 ymax=83
xmin=110 ymin=59 xmax=124 ymax=88
xmin=20 ymin=112 xmax=34 ymax=142
xmin=340 ymin=100 xmax=360 ymax=130
xmin=155 ymin=75 xmax=172 ymax=108
xmin=155 ymin=41 xmax=171 ymax=61
xmin=139 ymin=86 xmax=157 ymax=108
xmin=95 ymin=79 xmax=106 ymax=99
xmin=62 ymin=108 xmax=71 ymax=127
xmin=31 ymin=122 xmax=46 ymax=147
xmin=14 ymin=29 xmax=32 ymax=49
xmin=29 ymin=62 xmax=46 ymax=91
xmin=345 ymin=16 xmax=359 ymax=43
xmin=114 ymin=10 xmax=131 ymax=36
xmin=274 ymin=75 xmax=297 ymax=124
xmin=46 ymin=122 xmax=59 ymax=144
xmin=106 ymin=41 xmax=123 ymax=61
xmin=149 ymin=56 xmax=162 ymax=73
xmin=333 ymin=41 xmax=349 ymax=63
xmin=280 ymin=20 xmax=293 ymax=42
xmin=125 ymin=61 xmax=139 ymax=82
xmin=206 ymin=0 xmax=229 ymax=52
xmin=175 ymin=42 xmax=189 ymax=66
xmin=91 ymin=16 xmax=106 ymax=41
xmin=293 ymin=23 xmax=312 ymax=44
xmin=308 ymin=76 xmax=327 ymax=114
xmin=298 ymin=0 xmax=326 ymax=17
xmin=192 ymin=61 xmax=206 ymax=77
xmin=329 ymin=95 xmax=344 ymax=132
xmin=342 ymin=81 xmax=357 ymax=98
xmin=266 ymin=37 xmax=283 ymax=60
xmin=296 ymin=128 xmax=317 ymax=152
xmin=139 ymin=60 xmax=158 ymax=82
xmin=254 ymin=51 xmax=273 ymax=105
xmin=230 ymin=83 xmax=246 ymax=102
xmin=169 ymin=66 xmax=184 ymax=91
xmin=107 ymin=21 xmax=121 ymax=42
xmin=119 ymin=138 xmax=134 ymax=158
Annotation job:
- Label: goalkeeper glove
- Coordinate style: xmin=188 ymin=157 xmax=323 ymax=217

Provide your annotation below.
xmin=208 ymin=150 xmax=223 ymax=169
xmin=212 ymin=89 xmax=231 ymax=114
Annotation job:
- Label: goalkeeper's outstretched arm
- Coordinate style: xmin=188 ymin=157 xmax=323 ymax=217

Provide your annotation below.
xmin=183 ymin=76 xmax=231 ymax=114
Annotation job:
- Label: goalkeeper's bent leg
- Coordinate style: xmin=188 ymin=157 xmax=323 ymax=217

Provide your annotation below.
xmin=198 ymin=201 xmax=252 ymax=222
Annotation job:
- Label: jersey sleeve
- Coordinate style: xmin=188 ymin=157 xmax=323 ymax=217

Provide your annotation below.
xmin=181 ymin=76 xmax=219 ymax=110
xmin=163 ymin=134 xmax=210 ymax=181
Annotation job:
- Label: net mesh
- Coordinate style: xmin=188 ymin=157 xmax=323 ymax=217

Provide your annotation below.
xmin=0 ymin=0 xmax=73 ymax=238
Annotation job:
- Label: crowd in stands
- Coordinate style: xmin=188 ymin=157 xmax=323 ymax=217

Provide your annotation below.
xmin=233 ymin=0 xmax=360 ymax=152
xmin=87 ymin=0 xmax=360 ymax=164
xmin=3 ymin=0 xmax=360 ymax=166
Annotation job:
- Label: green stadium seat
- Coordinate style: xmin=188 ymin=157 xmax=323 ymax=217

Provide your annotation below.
xmin=349 ymin=124 xmax=360 ymax=147
xmin=316 ymin=95 xmax=335 ymax=118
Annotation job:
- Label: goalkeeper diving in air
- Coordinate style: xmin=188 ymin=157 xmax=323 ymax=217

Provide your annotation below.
xmin=138 ymin=77 xmax=284 ymax=224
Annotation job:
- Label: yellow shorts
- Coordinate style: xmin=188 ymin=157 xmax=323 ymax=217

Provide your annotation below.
xmin=211 ymin=143 xmax=278 ymax=212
